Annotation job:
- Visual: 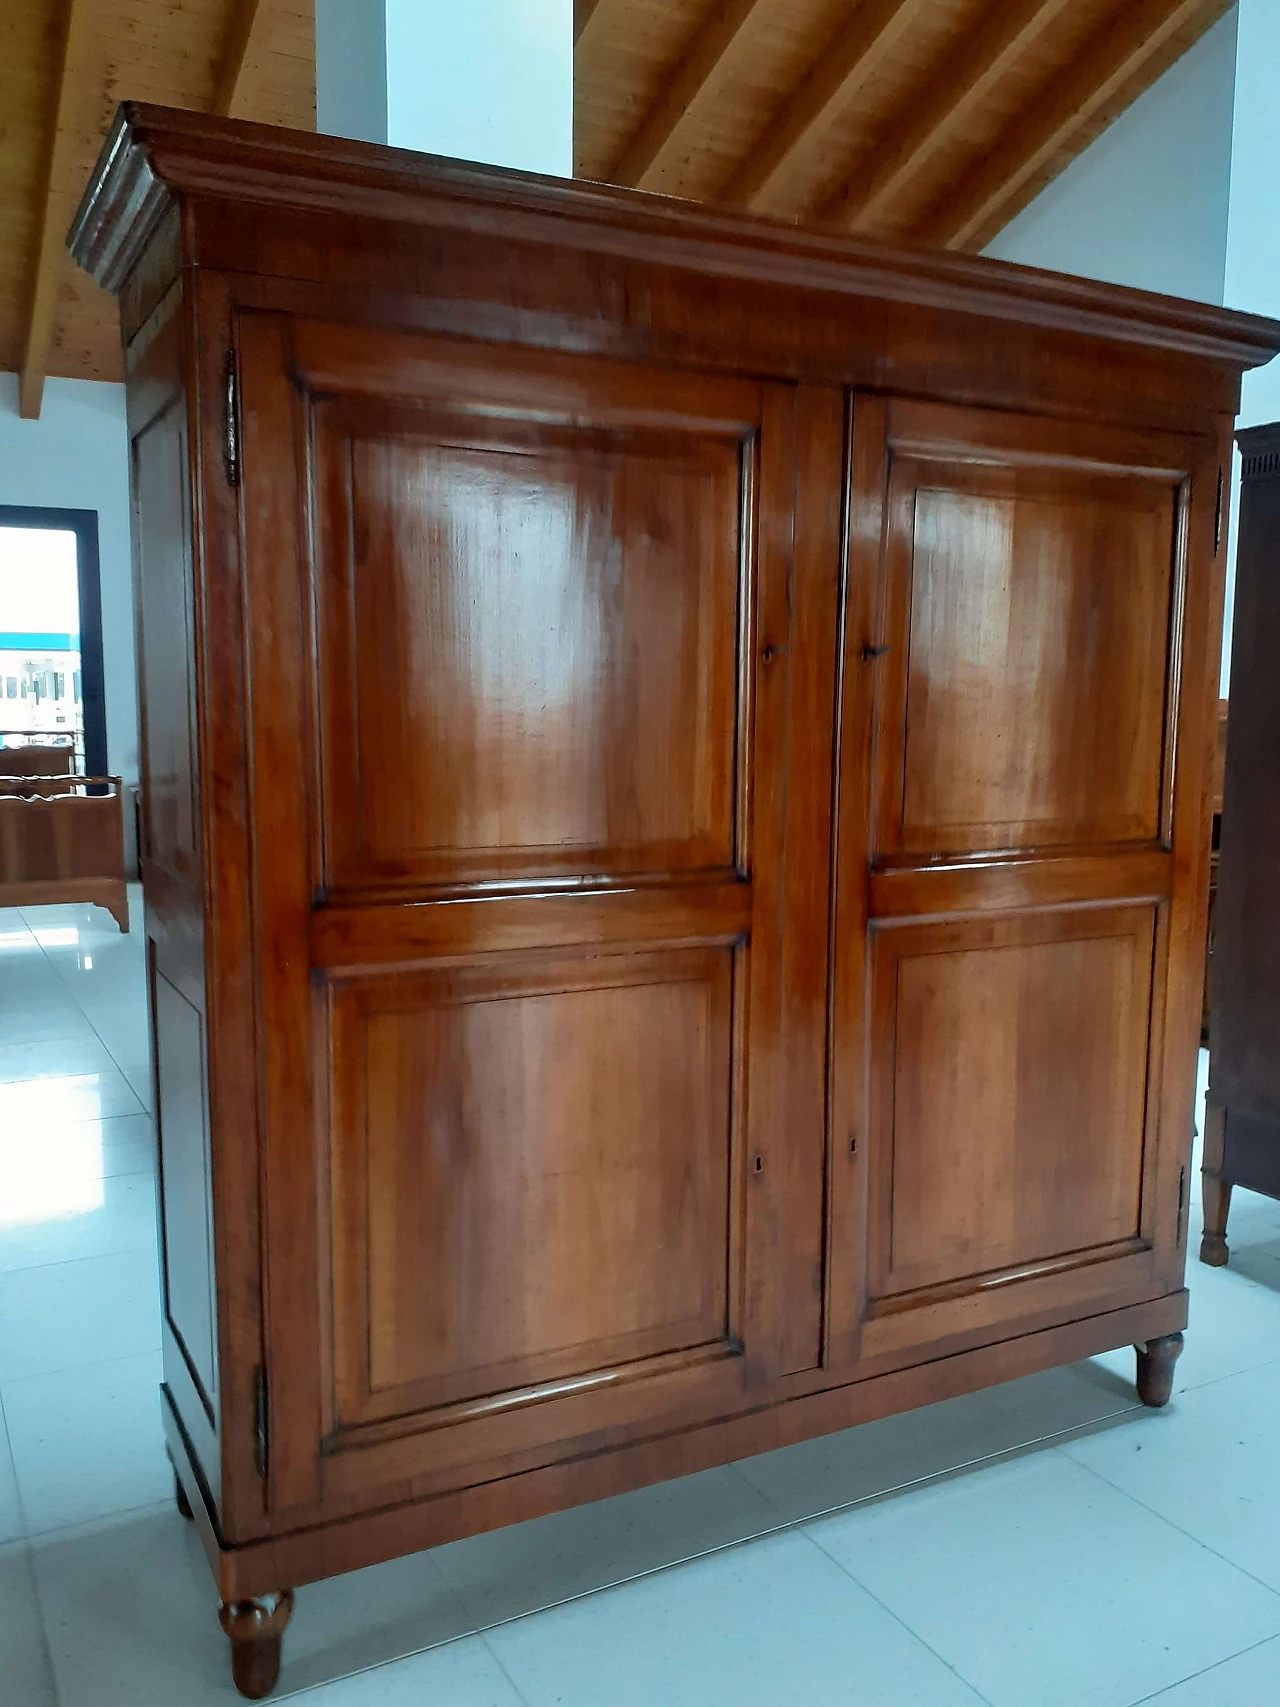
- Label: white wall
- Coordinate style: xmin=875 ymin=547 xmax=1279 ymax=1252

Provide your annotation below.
xmin=985 ymin=9 xmax=1239 ymax=305
xmin=0 ymin=374 xmax=137 ymax=794
xmin=316 ymin=0 xmax=573 ymax=177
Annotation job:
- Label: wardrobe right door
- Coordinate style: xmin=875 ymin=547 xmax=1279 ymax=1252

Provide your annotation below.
xmin=826 ymin=394 xmax=1224 ymax=1374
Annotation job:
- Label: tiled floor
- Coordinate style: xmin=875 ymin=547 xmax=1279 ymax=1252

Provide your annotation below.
xmin=3 ymin=893 xmax=1280 ymax=1706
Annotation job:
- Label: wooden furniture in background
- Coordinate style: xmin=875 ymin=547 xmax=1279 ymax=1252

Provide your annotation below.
xmin=0 ymin=742 xmax=77 ymax=800
xmin=1201 ymin=698 xmax=1228 ymax=1043
xmin=72 ymin=103 xmax=1279 ymax=1699
xmin=0 ymin=775 xmax=129 ymax=930
xmin=1203 ymin=424 xmax=1280 ymax=1266
xmin=0 ymin=741 xmax=75 ymax=777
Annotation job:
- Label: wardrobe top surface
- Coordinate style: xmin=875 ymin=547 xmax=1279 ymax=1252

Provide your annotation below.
xmin=71 ymin=100 xmax=1280 ymax=375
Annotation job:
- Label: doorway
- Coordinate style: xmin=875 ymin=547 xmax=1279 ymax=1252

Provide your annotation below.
xmin=0 ymin=505 xmax=107 ymax=778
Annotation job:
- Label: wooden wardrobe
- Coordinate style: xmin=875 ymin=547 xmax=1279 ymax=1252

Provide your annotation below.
xmin=1202 ymin=423 xmax=1280 ymax=1264
xmin=71 ymin=103 xmax=1280 ymax=1699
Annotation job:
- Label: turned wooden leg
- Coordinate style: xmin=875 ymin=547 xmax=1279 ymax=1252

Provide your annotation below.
xmin=219 ymin=1590 xmax=294 ymax=1700
xmin=1201 ymin=1103 xmax=1231 ymax=1267
xmin=173 ymin=1468 xmax=194 ymax=1521
xmin=1135 ymin=1333 xmax=1184 ymax=1408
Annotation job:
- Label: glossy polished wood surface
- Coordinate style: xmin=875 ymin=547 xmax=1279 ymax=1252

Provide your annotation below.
xmin=330 ymin=948 xmax=735 ymax=1438
xmin=307 ymin=331 xmax=753 ymax=889
xmin=873 ymin=909 xmax=1153 ymax=1299
xmin=72 ymin=104 xmax=1280 ymax=1699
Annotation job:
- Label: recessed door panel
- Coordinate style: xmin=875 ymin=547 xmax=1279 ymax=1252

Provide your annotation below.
xmin=874 ymin=410 xmax=1181 ymax=857
xmin=314 ymin=392 xmax=751 ymax=892
xmin=328 ymin=948 xmax=735 ymax=1441
xmin=871 ymin=909 xmax=1154 ymax=1303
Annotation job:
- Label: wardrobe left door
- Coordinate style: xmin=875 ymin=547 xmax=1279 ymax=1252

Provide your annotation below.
xmin=232 ymin=311 xmax=804 ymax=1522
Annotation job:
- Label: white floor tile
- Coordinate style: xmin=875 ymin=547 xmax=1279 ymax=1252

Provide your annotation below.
xmin=290 ymin=1637 xmax=526 ymax=1705
xmin=434 ymin=1464 xmax=780 ymax=1628
xmin=1173 ymin=1263 xmax=1280 ymax=1392
xmin=1 ymin=1110 xmax=155 ymax=1184
xmin=0 ymin=1006 xmax=99 ymax=1047
xmin=3 ymin=1350 xmax=168 ymax=1534
xmin=486 ymin=1526 xmax=987 ymax=1707
xmin=1063 ymin=1359 xmax=1280 ymax=1595
xmin=0 ymin=1248 xmax=160 ymax=1380
xmin=1138 ymin=1634 xmax=1280 ymax=1704
xmin=0 ymin=1032 xmax=120 ymax=1083
xmin=804 ymin=1449 xmax=1280 ymax=1707
xmin=0 ymin=1067 xmax=145 ymax=1125
xmin=0 ymin=1396 xmax=22 ymax=1543
xmin=0 ymin=1541 xmax=58 ymax=1707
xmin=33 ymin=1508 xmax=239 ymax=1706
xmin=735 ymin=1359 xmax=1140 ymax=1525
xmin=275 ymin=1547 xmax=479 ymax=1695
xmin=32 ymin=1506 xmax=478 ymax=1707
xmin=0 ymin=1169 xmax=157 ymax=1273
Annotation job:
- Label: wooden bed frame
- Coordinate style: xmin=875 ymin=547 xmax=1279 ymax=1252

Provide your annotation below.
xmin=0 ymin=775 xmax=130 ymax=931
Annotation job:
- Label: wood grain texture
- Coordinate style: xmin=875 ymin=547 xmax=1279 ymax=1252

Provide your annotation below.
xmin=820 ymin=0 xmax=1076 ymax=231
xmin=878 ymin=452 xmax=1178 ymax=856
xmin=305 ymin=346 xmax=752 ymax=890
xmin=18 ymin=0 xmax=96 ymax=416
xmin=716 ymin=0 xmax=924 ymax=211
xmin=5 ymin=1 xmax=1239 ymax=387
xmin=78 ymin=106 xmax=1270 ymax=1698
xmin=916 ymin=0 xmax=1225 ymax=251
xmin=872 ymin=909 xmax=1154 ymax=1298
xmin=213 ymin=0 xmax=269 ymax=118
xmin=607 ymin=0 xmax=769 ymax=191
xmin=1 ymin=0 xmax=314 ymax=390
xmin=329 ymin=950 xmax=735 ymax=1434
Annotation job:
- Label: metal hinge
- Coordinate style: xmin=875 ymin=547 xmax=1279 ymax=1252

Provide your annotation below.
xmin=1176 ymin=1165 xmax=1187 ymax=1246
xmin=1214 ymin=466 xmax=1224 ymax=554
xmin=253 ymin=1364 xmax=268 ymax=1479
xmin=223 ymin=350 xmax=240 ymax=488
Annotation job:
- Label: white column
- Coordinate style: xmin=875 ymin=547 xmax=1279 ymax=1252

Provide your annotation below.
xmin=315 ymin=0 xmax=573 ymax=177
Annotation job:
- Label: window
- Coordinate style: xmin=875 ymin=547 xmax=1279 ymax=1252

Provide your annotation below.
xmin=0 ymin=508 xmax=105 ymax=776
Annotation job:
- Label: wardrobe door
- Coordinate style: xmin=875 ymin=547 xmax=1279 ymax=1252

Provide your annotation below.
xmin=231 ymin=312 xmax=807 ymax=1517
xmin=827 ymin=395 xmax=1223 ymax=1371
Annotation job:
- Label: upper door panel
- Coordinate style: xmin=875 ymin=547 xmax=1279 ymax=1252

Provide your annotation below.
xmin=872 ymin=400 xmax=1183 ymax=859
xmin=301 ymin=325 xmax=758 ymax=895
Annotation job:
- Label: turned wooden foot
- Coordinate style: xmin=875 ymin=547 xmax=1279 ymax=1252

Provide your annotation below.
xmin=1201 ymin=1105 xmax=1231 ymax=1266
xmin=1135 ymin=1333 xmax=1183 ymax=1408
xmin=219 ymin=1590 xmax=294 ymax=1700
xmin=174 ymin=1468 xmax=194 ymax=1521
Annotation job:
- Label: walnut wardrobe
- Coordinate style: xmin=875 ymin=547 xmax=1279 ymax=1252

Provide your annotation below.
xmin=71 ymin=104 xmax=1280 ymax=1699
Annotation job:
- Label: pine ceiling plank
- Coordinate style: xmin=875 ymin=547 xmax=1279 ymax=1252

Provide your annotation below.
xmin=920 ymin=0 xmax=1217 ymax=251
xmin=607 ymin=0 xmax=770 ymax=189
xmin=18 ymin=0 xmax=96 ymax=418
xmin=821 ymin=0 xmax=1076 ymax=233
xmin=716 ymin=0 xmax=927 ymax=212
xmin=214 ymin=0 xmax=267 ymax=117
xmin=576 ymin=0 xmax=607 ymax=47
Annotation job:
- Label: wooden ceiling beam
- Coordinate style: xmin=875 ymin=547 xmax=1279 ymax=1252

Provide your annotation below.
xmin=606 ymin=0 xmax=769 ymax=190
xmin=575 ymin=0 xmax=606 ymax=48
xmin=717 ymin=0 xmax=926 ymax=213
xmin=919 ymin=0 xmax=1220 ymax=252
xmin=18 ymin=0 xmax=96 ymax=420
xmin=821 ymin=0 xmax=1076 ymax=234
xmin=213 ymin=0 xmax=269 ymax=119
